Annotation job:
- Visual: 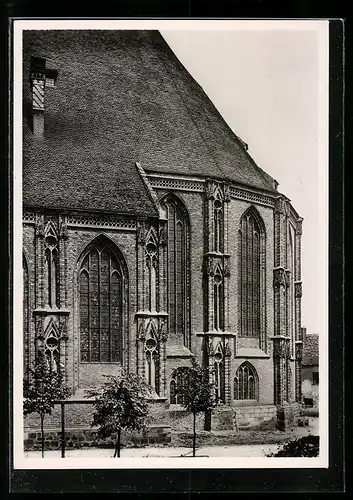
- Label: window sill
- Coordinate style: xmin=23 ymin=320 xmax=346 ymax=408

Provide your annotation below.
xmin=232 ymin=400 xmax=260 ymax=407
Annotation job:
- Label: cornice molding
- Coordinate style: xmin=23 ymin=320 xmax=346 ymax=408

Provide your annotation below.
xmin=146 ymin=173 xmax=276 ymax=207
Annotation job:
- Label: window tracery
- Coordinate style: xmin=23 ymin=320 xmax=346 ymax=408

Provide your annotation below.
xmin=79 ymin=238 xmax=126 ymax=363
xmin=234 ymin=362 xmax=258 ymax=400
xmin=160 ymin=195 xmax=190 ymax=346
xmin=44 ymin=222 xmax=58 ymax=308
xmin=238 ymin=207 xmax=266 ymax=338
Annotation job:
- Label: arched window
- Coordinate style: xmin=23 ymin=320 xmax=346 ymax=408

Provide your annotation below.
xmin=213 ymin=194 xmax=224 ymax=253
xmin=144 ymin=324 xmax=159 ymax=393
xmin=169 ymin=368 xmax=186 ymax=405
xmin=213 ymin=264 xmax=224 ymax=331
xmin=234 ymin=362 xmax=258 ymax=400
xmin=288 ymin=229 xmax=295 ymax=352
xmin=44 ymin=324 xmax=60 ymax=373
xmin=44 ymin=225 xmax=58 ymax=308
xmin=23 ymin=255 xmax=29 ymax=378
xmin=214 ymin=344 xmax=225 ymax=403
xmin=145 ymin=229 xmax=158 ymax=312
xmin=161 ymin=195 xmax=190 ymax=347
xmin=79 ymin=238 xmax=127 ymax=363
xmin=238 ymin=207 xmax=265 ymax=337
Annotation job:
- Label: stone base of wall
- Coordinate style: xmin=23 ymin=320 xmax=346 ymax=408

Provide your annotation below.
xmin=23 ymin=402 xmax=300 ymax=451
xmin=166 ymin=404 xmax=277 ymax=432
xmin=276 ymin=402 xmax=301 ymax=431
xmin=232 ymin=405 xmax=277 ymax=430
xmin=24 ymin=424 xmax=172 ymax=451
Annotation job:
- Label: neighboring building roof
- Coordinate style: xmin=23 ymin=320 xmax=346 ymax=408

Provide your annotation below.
xmin=302 ymin=334 xmax=319 ymax=366
xmin=23 ymin=30 xmax=278 ymax=215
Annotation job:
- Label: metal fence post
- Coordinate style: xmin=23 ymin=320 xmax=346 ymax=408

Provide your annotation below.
xmin=61 ymin=402 xmax=65 ymax=458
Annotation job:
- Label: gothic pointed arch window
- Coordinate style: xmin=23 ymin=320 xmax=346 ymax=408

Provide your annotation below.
xmin=213 ymin=264 xmax=225 ymax=331
xmin=79 ymin=237 xmax=127 ymax=363
xmin=169 ymin=367 xmax=186 ymax=405
xmin=288 ymin=228 xmax=295 ymax=353
xmin=214 ymin=343 xmax=225 ymax=403
xmin=23 ymin=255 xmax=29 ymax=378
xmin=145 ymin=228 xmax=158 ymax=312
xmin=44 ymin=323 xmax=60 ymax=373
xmin=213 ymin=188 xmax=224 ymax=253
xmin=144 ymin=322 xmax=159 ymax=393
xmin=44 ymin=222 xmax=58 ymax=308
xmin=160 ymin=194 xmax=190 ymax=347
xmin=234 ymin=362 xmax=258 ymax=400
xmin=238 ymin=207 xmax=266 ymax=338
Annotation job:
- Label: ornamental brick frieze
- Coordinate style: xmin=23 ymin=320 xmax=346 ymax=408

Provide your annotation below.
xmin=273 ymin=267 xmax=287 ymax=288
xmin=66 ymin=214 xmax=136 ymax=231
xmin=230 ymin=187 xmax=275 ymax=207
xmin=146 ymin=174 xmax=275 ymax=207
xmin=147 ymin=175 xmax=205 ymax=193
xmin=23 ymin=211 xmax=36 ymax=223
xmin=295 ymin=281 xmax=303 ymax=298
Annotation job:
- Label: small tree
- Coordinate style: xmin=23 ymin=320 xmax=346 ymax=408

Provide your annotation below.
xmin=176 ymin=357 xmax=216 ymax=457
xmin=86 ymin=371 xmax=153 ymax=458
xmin=23 ymin=352 xmax=71 ymax=458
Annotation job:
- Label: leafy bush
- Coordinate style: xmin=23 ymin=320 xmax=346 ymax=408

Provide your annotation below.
xmin=268 ymin=435 xmax=319 ymax=457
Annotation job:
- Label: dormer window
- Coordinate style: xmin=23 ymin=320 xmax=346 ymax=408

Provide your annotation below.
xmin=45 ymin=68 xmax=58 ymax=87
xmin=30 ymin=56 xmax=58 ymax=136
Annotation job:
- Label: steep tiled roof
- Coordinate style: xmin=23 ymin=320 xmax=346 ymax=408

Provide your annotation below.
xmin=23 ymin=30 xmax=278 ymax=215
xmin=302 ymin=334 xmax=319 ymax=366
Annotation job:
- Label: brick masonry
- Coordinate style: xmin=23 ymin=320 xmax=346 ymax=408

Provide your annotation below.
xmin=24 ymin=426 xmax=172 ymax=451
xmin=22 ymin=179 xmax=302 ymax=437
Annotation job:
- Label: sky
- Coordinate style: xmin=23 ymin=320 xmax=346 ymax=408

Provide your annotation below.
xmin=161 ymin=24 xmax=328 ymax=335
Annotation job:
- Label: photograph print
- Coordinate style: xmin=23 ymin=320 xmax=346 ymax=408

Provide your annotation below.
xmin=13 ymin=19 xmax=329 ymax=469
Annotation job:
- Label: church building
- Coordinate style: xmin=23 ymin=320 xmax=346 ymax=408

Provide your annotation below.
xmin=22 ymin=30 xmax=304 ymax=433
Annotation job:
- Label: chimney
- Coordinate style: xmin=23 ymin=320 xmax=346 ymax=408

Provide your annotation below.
xmin=30 ymin=56 xmax=46 ymax=137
